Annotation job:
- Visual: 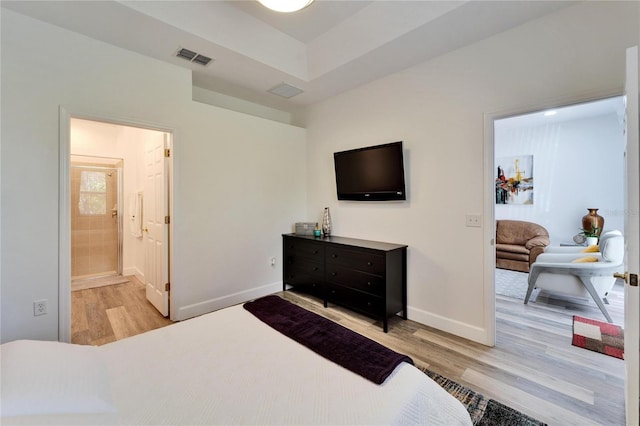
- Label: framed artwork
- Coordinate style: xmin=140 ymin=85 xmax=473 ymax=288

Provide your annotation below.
xmin=495 ymin=155 xmax=533 ymax=205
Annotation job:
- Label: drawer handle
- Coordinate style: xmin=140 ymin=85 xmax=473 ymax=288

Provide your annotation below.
xmin=367 ymin=261 xmax=373 ymax=266
xmin=313 ymin=250 xmax=318 ymax=254
xmin=331 ymin=272 xmax=337 ymax=277
xmin=367 ymin=281 xmax=372 ymax=286
xmin=367 ymin=301 xmax=372 ymax=306
xmin=313 ymin=267 xmax=318 ymax=271
xmin=331 ymin=290 xmax=336 ymax=294
xmin=332 ymin=254 xmax=338 ymax=258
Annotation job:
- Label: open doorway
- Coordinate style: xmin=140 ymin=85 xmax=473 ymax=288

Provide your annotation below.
xmin=61 ymin=114 xmax=174 ymax=344
xmin=482 ymin=96 xmax=628 ymax=424
xmin=493 ymin=96 xmax=625 ymax=319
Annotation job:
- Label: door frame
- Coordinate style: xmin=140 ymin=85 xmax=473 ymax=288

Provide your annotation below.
xmin=58 ymin=106 xmax=175 ymax=342
xmin=482 ymin=88 xmax=624 ymax=346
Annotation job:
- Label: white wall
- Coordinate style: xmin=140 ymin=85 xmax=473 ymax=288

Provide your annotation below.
xmin=0 ymin=9 xmax=307 ymax=343
xmin=300 ymin=1 xmax=638 ymax=343
xmin=495 ymin=111 xmax=625 ymax=244
xmin=116 ymin=125 xmax=150 ymax=280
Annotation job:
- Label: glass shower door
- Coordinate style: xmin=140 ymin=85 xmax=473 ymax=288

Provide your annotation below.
xmin=71 ymin=162 xmax=121 ymax=279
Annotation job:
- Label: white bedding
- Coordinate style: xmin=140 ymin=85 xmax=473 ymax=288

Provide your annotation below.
xmin=1 ymin=302 xmax=472 ymax=425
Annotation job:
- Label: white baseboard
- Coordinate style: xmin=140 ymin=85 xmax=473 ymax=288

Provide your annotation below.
xmin=174 ymin=281 xmax=282 ymax=321
xmin=123 ymin=266 xmax=144 ymax=283
xmin=408 ymin=305 xmax=490 ymax=345
xmin=173 ymin=282 xmax=491 ymax=345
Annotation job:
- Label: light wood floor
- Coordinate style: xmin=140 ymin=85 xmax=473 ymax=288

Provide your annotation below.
xmin=71 ymin=275 xmax=172 ymax=345
xmin=72 ymin=276 xmax=626 ymax=426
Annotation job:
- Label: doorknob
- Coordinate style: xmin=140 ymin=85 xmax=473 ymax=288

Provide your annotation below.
xmin=613 ymin=272 xmax=639 ymax=287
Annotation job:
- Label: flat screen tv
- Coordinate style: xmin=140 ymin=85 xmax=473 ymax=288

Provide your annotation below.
xmin=333 ymin=141 xmax=406 ymax=201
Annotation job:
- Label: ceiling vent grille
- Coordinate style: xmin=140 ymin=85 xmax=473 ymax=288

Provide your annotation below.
xmin=268 ymin=83 xmax=304 ymax=99
xmin=176 ymin=48 xmax=213 ymax=66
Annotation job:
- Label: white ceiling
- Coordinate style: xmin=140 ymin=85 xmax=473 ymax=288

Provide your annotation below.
xmin=3 ymin=0 xmax=577 ymax=113
xmin=495 ymin=96 xmax=626 ymax=130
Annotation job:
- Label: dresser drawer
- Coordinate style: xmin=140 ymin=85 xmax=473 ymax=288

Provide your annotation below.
xmin=326 ymin=246 xmax=384 ymax=275
xmin=283 ymin=259 xmax=324 ymax=295
xmin=284 ymin=237 xmax=324 ymax=261
xmin=325 ymin=265 xmax=384 ymax=296
xmin=326 ymin=284 xmax=383 ymax=317
xmin=285 ymin=258 xmax=324 ymax=279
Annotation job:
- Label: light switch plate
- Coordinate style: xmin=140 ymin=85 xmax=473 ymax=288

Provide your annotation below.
xmin=466 ymin=214 xmax=482 ymax=227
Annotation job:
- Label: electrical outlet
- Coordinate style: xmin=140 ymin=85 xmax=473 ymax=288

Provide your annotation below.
xmin=466 ymin=214 xmax=482 ymax=228
xmin=34 ymin=299 xmax=48 ymax=316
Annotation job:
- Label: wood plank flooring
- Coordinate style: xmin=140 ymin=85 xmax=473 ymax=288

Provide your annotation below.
xmin=71 ymin=275 xmax=172 ymax=345
xmin=72 ymin=276 xmax=625 ymax=426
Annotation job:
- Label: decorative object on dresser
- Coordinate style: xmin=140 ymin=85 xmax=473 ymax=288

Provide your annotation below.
xmin=282 ymin=234 xmax=407 ymax=332
xmin=321 ymin=207 xmax=332 ymax=236
xmin=294 ymin=222 xmax=316 ymax=236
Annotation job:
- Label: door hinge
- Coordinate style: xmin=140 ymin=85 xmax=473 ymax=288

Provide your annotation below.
xmin=165 ymin=282 xmax=170 ymax=292
xmin=164 ymin=148 xmax=170 ymax=158
xmin=165 ymin=215 xmax=170 ymax=224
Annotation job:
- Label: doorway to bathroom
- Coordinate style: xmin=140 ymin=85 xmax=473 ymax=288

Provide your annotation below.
xmin=70 ymin=158 xmax=123 ymax=287
xmin=65 ymin=116 xmax=172 ymax=338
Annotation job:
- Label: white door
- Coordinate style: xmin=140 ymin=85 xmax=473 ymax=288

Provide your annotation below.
xmin=623 ymin=45 xmax=639 ymax=426
xmin=143 ymin=132 xmax=170 ymax=317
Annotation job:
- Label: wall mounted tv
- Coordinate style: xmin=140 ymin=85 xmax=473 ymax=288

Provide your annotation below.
xmin=334 ymin=141 xmax=406 ymax=201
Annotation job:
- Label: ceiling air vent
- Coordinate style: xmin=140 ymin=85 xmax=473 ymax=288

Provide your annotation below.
xmin=176 ymin=48 xmax=213 ymax=66
xmin=268 ymin=83 xmax=304 ymax=99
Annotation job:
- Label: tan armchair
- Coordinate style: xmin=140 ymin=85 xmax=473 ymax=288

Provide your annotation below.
xmin=496 ymin=220 xmax=550 ymax=272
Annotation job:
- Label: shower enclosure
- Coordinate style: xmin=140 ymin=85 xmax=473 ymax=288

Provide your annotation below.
xmin=70 ymin=159 xmax=123 ymax=280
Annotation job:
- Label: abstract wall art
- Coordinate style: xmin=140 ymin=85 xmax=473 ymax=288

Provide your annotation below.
xmin=495 ymin=155 xmax=534 ymax=205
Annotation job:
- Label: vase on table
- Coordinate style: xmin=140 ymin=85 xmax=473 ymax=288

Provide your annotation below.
xmin=322 ymin=207 xmax=332 ymax=237
xmin=581 ymin=208 xmax=605 ymax=237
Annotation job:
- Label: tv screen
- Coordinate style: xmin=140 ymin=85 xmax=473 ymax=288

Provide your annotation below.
xmin=333 ymin=141 xmax=406 ymax=201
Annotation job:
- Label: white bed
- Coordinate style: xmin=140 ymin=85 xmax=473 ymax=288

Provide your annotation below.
xmin=1 ymin=301 xmax=472 ymax=425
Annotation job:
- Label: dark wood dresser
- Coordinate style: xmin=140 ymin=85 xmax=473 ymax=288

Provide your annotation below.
xmin=282 ymin=234 xmax=407 ymax=332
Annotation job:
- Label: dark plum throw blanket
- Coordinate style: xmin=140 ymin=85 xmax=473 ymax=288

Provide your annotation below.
xmin=243 ymin=295 xmax=413 ymax=384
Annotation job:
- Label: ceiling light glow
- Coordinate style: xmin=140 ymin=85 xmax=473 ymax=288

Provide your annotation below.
xmin=543 ymin=110 xmax=557 ymax=116
xmin=258 ymin=0 xmax=314 ymax=13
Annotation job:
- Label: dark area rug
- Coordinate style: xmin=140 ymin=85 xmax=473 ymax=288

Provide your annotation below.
xmin=572 ymin=315 xmax=624 ymax=359
xmin=420 ymin=367 xmax=546 ymax=425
